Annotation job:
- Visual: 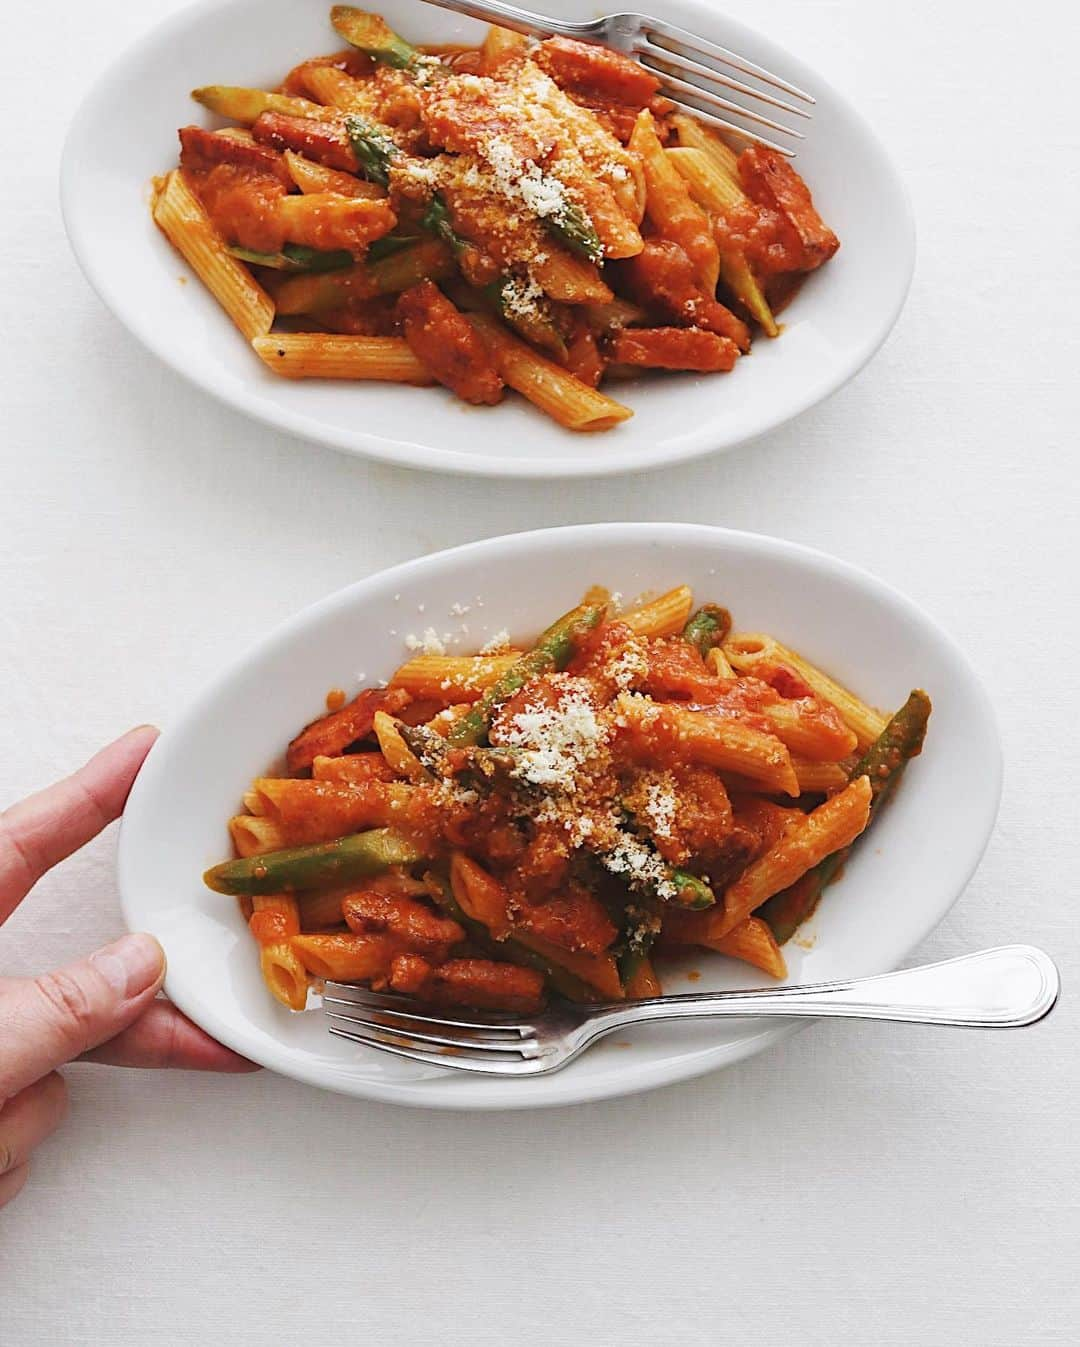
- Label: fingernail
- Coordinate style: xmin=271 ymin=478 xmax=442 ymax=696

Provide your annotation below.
xmin=90 ymin=934 xmax=165 ymax=998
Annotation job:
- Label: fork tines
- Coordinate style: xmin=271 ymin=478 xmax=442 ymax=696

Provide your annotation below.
xmin=322 ymin=982 xmax=545 ymax=1075
xmin=635 ymin=18 xmax=813 ymax=153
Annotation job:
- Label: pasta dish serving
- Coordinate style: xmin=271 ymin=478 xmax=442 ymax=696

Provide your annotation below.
xmin=204 ymin=584 xmax=930 ymax=1014
xmin=153 ymin=7 xmax=839 ymax=432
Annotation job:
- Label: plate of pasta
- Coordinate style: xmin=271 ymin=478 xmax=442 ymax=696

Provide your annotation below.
xmin=117 ymin=524 xmax=1000 ymax=1108
xmin=61 ymin=0 xmax=913 ymax=476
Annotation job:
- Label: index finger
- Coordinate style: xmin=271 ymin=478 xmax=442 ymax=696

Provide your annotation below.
xmin=0 ymin=727 xmax=159 ymax=925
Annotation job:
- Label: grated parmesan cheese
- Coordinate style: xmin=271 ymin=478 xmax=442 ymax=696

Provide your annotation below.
xmin=479 ymin=628 xmax=511 ymax=654
xmin=404 ymin=627 xmax=447 ymax=655
xmin=500 ymin=682 xmax=608 ymax=793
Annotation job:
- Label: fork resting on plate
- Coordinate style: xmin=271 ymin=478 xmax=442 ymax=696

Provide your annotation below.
xmin=323 ymin=945 xmax=1059 ymax=1077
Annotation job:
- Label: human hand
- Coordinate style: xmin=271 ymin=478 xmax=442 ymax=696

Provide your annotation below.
xmin=0 ymin=727 xmax=256 ymax=1209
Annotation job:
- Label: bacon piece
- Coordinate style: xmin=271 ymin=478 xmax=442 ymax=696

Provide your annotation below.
xmin=607 ymin=327 xmax=739 ymax=372
xmin=535 ymin=36 xmax=660 ymax=106
xmin=396 ymin=281 xmax=504 ymax=406
xmin=252 ymin=111 xmax=358 ymax=173
xmin=422 ymin=958 xmax=545 ymax=1013
xmin=737 ymin=145 xmax=839 ymax=271
xmin=286 ymin=687 xmax=411 ymax=772
xmin=617 ymin=240 xmax=750 ymax=350
xmin=388 ymin=951 xmax=434 ymax=994
xmin=178 ymin=125 xmax=292 ymax=186
xmin=343 ymin=887 xmax=464 ymax=957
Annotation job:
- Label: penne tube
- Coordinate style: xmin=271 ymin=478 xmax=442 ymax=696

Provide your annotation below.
xmin=249 ymin=895 xmax=309 ymax=1010
xmin=389 ymin=653 xmax=520 ymax=701
xmin=298 ymin=63 xmax=372 ymax=112
xmin=665 ymin=147 xmax=778 ymax=336
xmin=705 ymin=646 xmax=735 ymax=679
xmin=724 ymin=634 xmax=888 ymax=750
xmin=719 ymin=775 xmax=872 ymax=935
xmin=252 ymin=334 xmax=433 ymax=383
xmin=760 ymin=700 xmax=858 ymax=761
xmin=629 ymin=110 xmax=719 ymax=294
xmin=467 ymin=312 xmax=632 ymax=431
xmin=661 ymin=910 xmax=787 ymax=980
xmin=283 ymin=150 xmax=386 ymax=198
xmin=621 ymin=585 xmax=694 ymax=637
xmin=152 ymin=170 xmax=274 ymax=341
xmin=790 ymin=757 xmax=852 ymax=794
xmin=291 ymin=932 xmax=400 ymax=981
xmin=618 ymin=696 xmax=799 ymax=796
xmin=671 ymin=112 xmax=741 ymax=181
xmin=532 ymin=250 xmax=613 ymax=305
xmin=372 ymin=710 xmax=429 ymax=783
xmin=312 ymin=753 xmax=400 ymax=784
xmin=230 ymin=814 xmax=286 ymax=857
xmin=247 ymin=777 xmax=419 ymax=845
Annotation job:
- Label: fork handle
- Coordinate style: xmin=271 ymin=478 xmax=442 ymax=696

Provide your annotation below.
xmin=585 ymin=946 xmax=1059 ymax=1033
xmin=413 ymin=0 xmax=598 ymax=41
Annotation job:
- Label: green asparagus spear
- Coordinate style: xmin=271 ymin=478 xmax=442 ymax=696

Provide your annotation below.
xmin=274 ymin=238 xmax=454 ymax=314
xmin=365 ymin=234 xmax=421 ymax=262
xmin=446 ymin=601 xmax=606 ymax=747
xmin=227 ymin=243 xmax=354 ymax=273
xmin=549 ymin=201 xmax=604 ymax=265
xmin=759 ymin=689 xmax=932 ymax=944
xmin=343 ymin=115 xmax=400 ymax=186
xmin=681 ymin=604 xmax=732 ymax=657
xmin=614 ymin=897 xmax=661 ymax=986
xmin=203 ymin=828 xmax=425 ymax=896
xmin=331 ymin=6 xmax=420 ymax=69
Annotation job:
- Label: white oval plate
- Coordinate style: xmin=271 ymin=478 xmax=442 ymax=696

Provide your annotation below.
xmin=119 ymin=524 xmax=1000 ymax=1109
xmin=62 ymin=0 xmax=913 ymax=479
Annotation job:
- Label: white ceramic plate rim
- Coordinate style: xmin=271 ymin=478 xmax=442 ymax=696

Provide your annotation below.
xmin=60 ymin=0 xmax=915 ymax=480
xmin=117 ymin=524 xmax=1001 ymax=1109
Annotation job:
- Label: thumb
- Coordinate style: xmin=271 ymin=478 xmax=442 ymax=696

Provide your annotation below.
xmin=0 ymin=934 xmax=165 ymax=1098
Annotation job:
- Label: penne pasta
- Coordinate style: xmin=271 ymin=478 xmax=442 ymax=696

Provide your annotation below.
xmin=389 ymin=653 xmax=520 ymax=701
xmin=252 ymin=333 xmax=433 ymax=382
xmin=630 ymin=110 xmax=720 ymax=294
xmin=283 ymin=150 xmax=386 ymax=198
xmin=152 ymin=170 xmax=275 ymax=341
xmin=621 ymin=585 xmax=695 ymax=637
xmin=249 ymin=895 xmax=309 ymax=1009
xmin=618 ymin=697 xmax=800 ymax=797
xmin=467 ymin=312 xmax=632 ymax=431
xmin=246 ymin=777 xmax=419 ymax=846
xmin=760 ymin=699 xmax=859 ymax=761
xmin=724 ymin=634 xmax=888 ymax=749
xmin=291 ymin=931 xmax=400 ymax=981
xmin=719 ymin=775 xmax=873 ymax=935
xmin=372 ymin=710 xmax=429 ymax=783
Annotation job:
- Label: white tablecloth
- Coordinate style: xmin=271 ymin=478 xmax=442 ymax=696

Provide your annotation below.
xmin=2 ymin=0 xmax=1076 ymax=1341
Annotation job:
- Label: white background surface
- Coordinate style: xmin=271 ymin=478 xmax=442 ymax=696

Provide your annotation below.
xmin=1 ymin=0 xmax=1077 ymax=1340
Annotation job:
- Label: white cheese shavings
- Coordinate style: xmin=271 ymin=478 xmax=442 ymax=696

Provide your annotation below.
xmin=643 ymin=777 xmax=677 ymax=839
xmin=479 ymin=629 xmax=511 ymax=654
xmin=501 ymin=683 xmax=608 ymax=793
xmin=599 ymin=827 xmax=678 ymax=901
xmin=404 ymin=627 xmax=447 ymax=655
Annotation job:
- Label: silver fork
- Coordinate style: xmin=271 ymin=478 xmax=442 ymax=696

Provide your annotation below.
xmin=323 ymin=945 xmax=1060 ymax=1077
xmin=419 ymin=0 xmax=813 ymax=154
